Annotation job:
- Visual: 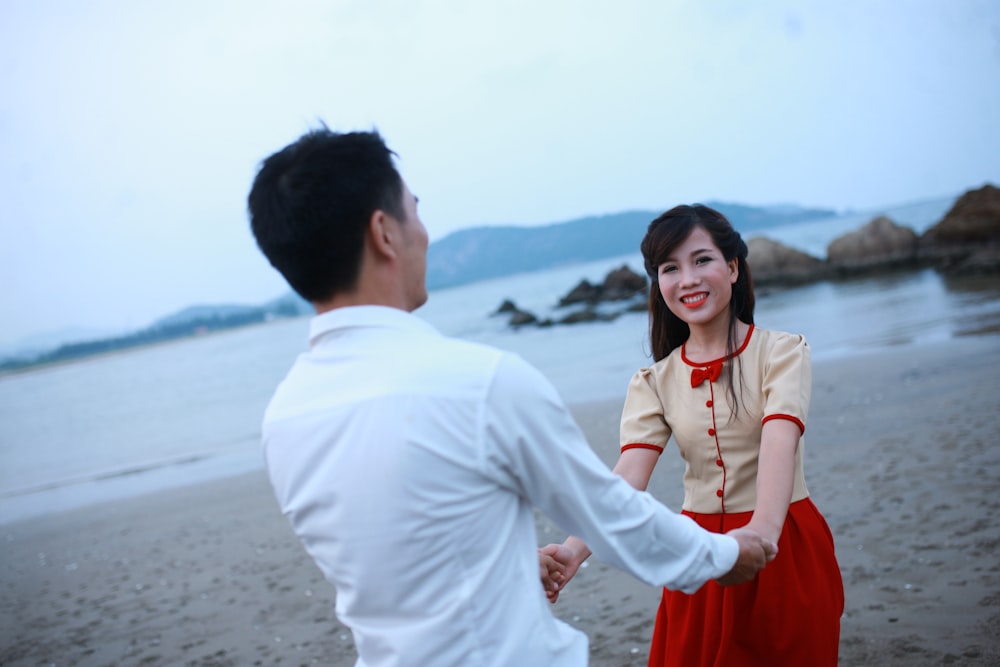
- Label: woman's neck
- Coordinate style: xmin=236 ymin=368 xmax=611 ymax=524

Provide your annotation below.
xmin=685 ymin=318 xmax=750 ymax=361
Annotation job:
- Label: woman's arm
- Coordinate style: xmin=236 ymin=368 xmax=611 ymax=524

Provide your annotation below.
xmin=613 ymin=446 xmax=662 ymax=490
xmin=541 ymin=447 xmax=662 ymax=601
xmin=746 ymin=418 xmax=800 ymax=544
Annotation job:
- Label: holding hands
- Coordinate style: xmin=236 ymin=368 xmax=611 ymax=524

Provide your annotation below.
xmin=537 ymin=539 xmax=589 ymax=603
xmin=717 ymin=527 xmax=777 ymax=586
xmin=538 ymin=549 xmax=567 ymax=602
xmin=538 ymin=528 xmax=776 ymax=602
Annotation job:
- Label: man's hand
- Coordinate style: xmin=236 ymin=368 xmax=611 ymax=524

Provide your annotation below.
xmin=538 ymin=541 xmax=587 ymax=603
xmin=538 ymin=549 xmax=566 ymax=602
xmin=717 ymin=527 xmax=778 ymax=586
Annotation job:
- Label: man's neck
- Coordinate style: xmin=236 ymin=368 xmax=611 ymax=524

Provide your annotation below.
xmin=313 ymin=292 xmax=407 ymax=315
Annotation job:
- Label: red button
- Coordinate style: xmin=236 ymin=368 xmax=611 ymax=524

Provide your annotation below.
xmin=716 ymin=489 xmax=723 ymax=497
xmin=716 ymin=459 xmax=723 ymax=467
xmin=708 ymin=428 xmax=716 ymax=436
xmin=706 ymin=400 xmax=713 ymax=407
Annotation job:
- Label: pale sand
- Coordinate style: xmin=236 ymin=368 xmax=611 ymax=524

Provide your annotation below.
xmin=2 ymin=334 xmax=998 ymax=666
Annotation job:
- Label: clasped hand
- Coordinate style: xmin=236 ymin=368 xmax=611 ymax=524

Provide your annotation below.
xmin=537 ymin=528 xmax=777 ymax=602
xmin=716 ymin=527 xmax=778 ymax=586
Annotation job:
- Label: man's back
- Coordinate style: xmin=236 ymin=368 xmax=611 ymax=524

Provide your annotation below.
xmin=262 ymin=306 xmax=587 ymax=665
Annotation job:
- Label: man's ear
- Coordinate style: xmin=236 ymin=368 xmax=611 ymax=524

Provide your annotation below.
xmin=367 ymin=209 xmax=397 ymax=260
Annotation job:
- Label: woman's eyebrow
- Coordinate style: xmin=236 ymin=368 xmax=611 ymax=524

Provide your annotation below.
xmin=689 ymin=247 xmax=717 ymax=256
xmin=665 ymin=247 xmax=714 ymax=261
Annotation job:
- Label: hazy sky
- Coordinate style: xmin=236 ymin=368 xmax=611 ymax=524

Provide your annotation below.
xmin=2 ymin=0 xmax=998 ymax=348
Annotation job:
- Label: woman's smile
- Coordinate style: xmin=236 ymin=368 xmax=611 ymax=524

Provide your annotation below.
xmin=680 ymin=292 xmax=709 ymax=308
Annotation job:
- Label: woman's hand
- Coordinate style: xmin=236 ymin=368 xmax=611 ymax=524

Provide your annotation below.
xmin=538 ymin=538 xmax=591 ymax=603
xmin=538 ymin=549 xmax=566 ymax=602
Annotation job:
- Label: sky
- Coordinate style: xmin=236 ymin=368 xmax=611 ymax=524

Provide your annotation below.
xmin=1 ymin=0 xmax=998 ymax=350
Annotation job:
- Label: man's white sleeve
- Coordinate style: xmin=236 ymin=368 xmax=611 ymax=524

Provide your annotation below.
xmin=482 ymin=353 xmax=738 ymax=594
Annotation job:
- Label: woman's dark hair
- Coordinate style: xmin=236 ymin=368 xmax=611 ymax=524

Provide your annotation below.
xmin=640 ymin=204 xmax=755 ymax=412
xmin=247 ymin=127 xmax=405 ymax=303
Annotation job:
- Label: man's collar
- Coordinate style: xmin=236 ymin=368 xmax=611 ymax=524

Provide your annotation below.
xmin=308 ymin=305 xmax=437 ymax=347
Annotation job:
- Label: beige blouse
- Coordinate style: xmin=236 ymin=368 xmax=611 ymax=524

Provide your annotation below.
xmin=620 ymin=325 xmax=811 ymax=514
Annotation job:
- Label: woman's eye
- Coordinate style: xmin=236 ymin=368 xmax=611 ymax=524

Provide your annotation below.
xmin=695 ymin=256 xmax=712 ymax=264
xmin=660 ymin=265 xmax=677 ymax=274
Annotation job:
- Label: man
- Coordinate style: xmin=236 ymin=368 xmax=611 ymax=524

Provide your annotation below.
xmin=247 ymin=127 xmax=775 ymax=666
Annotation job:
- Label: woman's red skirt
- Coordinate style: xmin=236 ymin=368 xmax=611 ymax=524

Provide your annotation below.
xmin=648 ymin=498 xmax=844 ymax=667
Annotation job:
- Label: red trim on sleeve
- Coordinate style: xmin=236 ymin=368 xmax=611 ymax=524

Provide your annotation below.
xmin=621 ymin=443 xmax=664 ymax=453
xmin=762 ymin=413 xmax=805 ymax=434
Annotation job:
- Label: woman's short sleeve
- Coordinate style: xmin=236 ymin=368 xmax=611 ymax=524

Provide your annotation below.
xmin=619 ymin=367 xmax=672 ymax=452
xmin=761 ymin=332 xmax=811 ymax=433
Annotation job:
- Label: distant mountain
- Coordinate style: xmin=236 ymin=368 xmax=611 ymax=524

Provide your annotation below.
xmin=426 ymin=202 xmax=837 ymax=290
xmin=0 ymin=294 xmax=311 ymax=373
xmin=153 ymin=304 xmax=264 ymax=329
xmin=0 ymin=325 xmax=128 ymax=360
xmin=262 ymin=291 xmax=312 ymax=317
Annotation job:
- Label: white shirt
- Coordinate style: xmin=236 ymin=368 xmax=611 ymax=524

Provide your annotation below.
xmin=262 ymin=306 xmax=738 ymax=667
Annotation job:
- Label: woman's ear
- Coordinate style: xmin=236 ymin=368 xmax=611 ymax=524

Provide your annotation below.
xmin=728 ymin=258 xmax=739 ymax=284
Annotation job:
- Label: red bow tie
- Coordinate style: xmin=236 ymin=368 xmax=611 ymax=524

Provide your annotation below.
xmin=690 ymin=362 xmax=723 ymax=387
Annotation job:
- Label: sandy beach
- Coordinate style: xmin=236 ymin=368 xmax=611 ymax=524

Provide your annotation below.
xmin=2 ymin=334 xmax=999 ymax=666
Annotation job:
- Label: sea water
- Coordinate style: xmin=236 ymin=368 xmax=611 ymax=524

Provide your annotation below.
xmin=2 ymin=200 xmax=997 ymax=523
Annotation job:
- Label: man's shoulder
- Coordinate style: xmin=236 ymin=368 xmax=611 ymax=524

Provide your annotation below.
xmin=428 ymin=332 xmax=508 ymax=367
xmin=389 ymin=331 xmax=535 ymax=400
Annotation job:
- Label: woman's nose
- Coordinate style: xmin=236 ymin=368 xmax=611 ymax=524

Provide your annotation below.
xmin=678 ymin=266 xmax=699 ymax=286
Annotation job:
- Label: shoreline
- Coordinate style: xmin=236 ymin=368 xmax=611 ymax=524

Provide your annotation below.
xmin=2 ymin=334 xmax=999 ymax=665
xmin=1 ymin=328 xmax=993 ymax=527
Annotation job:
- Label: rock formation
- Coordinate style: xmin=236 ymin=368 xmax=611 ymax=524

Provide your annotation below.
xmin=922 ymin=184 xmax=1000 ymax=244
xmin=558 ymin=264 xmax=647 ymax=306
xmin=498 ymin=264 xmax=647 ymax=328
xmin=747 ymin=237 xmax=827 ymax=285
xmin=826 ymin=215 xmax=921 ymax=275
xmin=492 ymin=299 xmax=540 ymax=328
xmin=919 ymin=184 xmax=1000 ymax=275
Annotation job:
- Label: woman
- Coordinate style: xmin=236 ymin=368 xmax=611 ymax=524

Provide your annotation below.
xmin=548 ymin=204 xmax=843 ymax=665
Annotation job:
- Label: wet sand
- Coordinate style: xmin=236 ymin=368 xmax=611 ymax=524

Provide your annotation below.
xmin=2 ymin=334 xmax=999 ymax=666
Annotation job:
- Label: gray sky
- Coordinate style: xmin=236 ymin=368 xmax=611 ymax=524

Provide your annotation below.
xmin=2 ymin=0 xmax=998 ymax=348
